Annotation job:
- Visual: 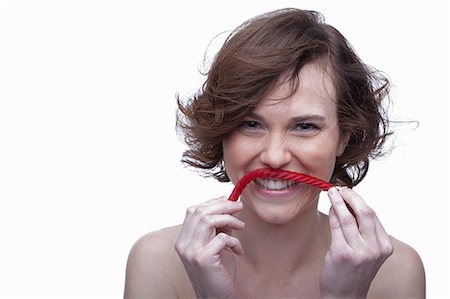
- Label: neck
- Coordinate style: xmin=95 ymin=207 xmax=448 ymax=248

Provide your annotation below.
xmin=235 ymin=202 xmax=330 ymax=276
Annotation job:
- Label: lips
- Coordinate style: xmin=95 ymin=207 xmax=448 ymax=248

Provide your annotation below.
xmin=254 ymin=178 xmax=299 ymax=191
xmin=228 ymin=168 xmax=333 ymax=201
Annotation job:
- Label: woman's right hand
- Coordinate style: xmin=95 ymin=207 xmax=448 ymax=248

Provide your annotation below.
xmin=175 ymin=197 xmax=245 ymax=299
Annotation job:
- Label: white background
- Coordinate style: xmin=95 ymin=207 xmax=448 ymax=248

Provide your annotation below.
xmin=0 ymin=1 xmax=448 ymax=298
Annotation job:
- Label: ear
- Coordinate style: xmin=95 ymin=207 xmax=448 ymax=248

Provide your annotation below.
xmin=337 ymin=130 xmax=350 ymax=157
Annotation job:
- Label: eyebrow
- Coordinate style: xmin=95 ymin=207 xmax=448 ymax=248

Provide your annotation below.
xmin=247 ymin=112 xmax=326 ymax=123
xmin=290 ymin=115 xmax=326 ymax=123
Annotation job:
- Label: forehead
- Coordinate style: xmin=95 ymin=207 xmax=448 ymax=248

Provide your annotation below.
xmin=256 ymin=61 xmax=337 ymax=115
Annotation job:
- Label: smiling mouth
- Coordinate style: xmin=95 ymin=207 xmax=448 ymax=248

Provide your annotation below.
xmin=254 ymin=178 xmax=300 ymax=191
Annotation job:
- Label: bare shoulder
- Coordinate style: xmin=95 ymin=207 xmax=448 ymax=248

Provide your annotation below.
xmin=124 ymin=225 xmax=194 ymax=298
xmin=369 ymin=236 xmax=425 ymax=299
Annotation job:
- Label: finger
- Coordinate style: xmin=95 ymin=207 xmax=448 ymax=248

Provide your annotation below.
xmin=177 ymin=197 xmax=228 ymax=248
xmin=338 ymin=188 xmax=378 ymax=243
xmin=177 ymin=199 xmax=243 ymax=248
xmin=177 ymin=200 xmax=216 ymax=247
xmin=328 ymin=206 xmax=350 ymax=251
xmin=327 ymin=187 xmax=361 ymax=246
xmin=188 ymin=200 xmax=243 ymax=236
xmin=373 ymin=216 xmax=394 ymax=257
xmin=192 ymin=198 xmax=243 ymax=219
xmin=204 ymin=232 xmax=244 ymax=256
xmin=184 ymin=196 xmax=229 ymax=223
xmin=195 ymin=214 xmax=245 ymax=245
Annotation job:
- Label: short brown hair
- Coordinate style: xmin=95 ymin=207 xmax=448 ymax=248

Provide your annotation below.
xmin=176 ymin=8 xmax=391 ymax=187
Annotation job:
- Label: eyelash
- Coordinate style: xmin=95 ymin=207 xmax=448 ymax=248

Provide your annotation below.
xmin=294 ymin=123 xmax=320 ymax=131
xmin=238 ymin=120 xmax=262 ymax=131
xmin=238 ymin=121 xmax=320 ymax=133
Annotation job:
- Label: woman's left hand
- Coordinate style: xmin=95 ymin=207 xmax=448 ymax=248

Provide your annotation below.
xmin=320 ymin=187 xmax=394 ymax=299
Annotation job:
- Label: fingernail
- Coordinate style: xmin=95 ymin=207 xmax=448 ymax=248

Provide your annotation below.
xmin=328 ymin=187 xmax=338 ymax=196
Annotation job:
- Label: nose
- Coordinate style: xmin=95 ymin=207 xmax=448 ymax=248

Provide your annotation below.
xmin=259 ymin=133 xmax=292 ymax=169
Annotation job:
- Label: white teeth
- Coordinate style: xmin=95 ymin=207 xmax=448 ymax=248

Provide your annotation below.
xmin=255 ymin=178 xmax=298 ymax=190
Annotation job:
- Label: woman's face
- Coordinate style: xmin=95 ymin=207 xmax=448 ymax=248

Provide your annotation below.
xmin=223 ymin=61 xmax=349 ymax=224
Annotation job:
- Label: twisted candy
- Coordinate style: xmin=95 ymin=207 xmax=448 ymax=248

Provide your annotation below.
xmin=229 ymin=168 xmax=333 ymax=201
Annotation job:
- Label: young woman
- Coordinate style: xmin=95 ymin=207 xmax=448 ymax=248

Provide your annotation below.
xmin=124 ymin=8 xmax=425 ymax=298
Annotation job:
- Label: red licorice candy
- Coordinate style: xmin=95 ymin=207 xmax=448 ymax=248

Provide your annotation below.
xmin=229 ymin=168 xmax=333 ymax=201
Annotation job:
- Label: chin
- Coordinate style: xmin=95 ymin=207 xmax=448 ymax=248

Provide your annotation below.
xmin=241 ymin=185 xmax=320 ymax=224
xmin=244 ymin=199 xmax=315 ymax=225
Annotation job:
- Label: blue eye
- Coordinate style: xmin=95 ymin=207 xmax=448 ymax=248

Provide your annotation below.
xmin=238 ymin=120 xmax=262 ymax=131
xmin=295 ymin=123 xmax=319 ymax=131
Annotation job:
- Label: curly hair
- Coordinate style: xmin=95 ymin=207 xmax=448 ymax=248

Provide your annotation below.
xmin=176 ymin=8 xmax=392 ymax=187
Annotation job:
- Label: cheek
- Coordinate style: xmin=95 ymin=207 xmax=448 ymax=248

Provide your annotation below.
xmin=223 ymin=135 xmax=257 ymax=182
xmin=223 ymin=135 xmax=241 ymax=164
xmin=294 ymin=139 xmax=339 ymax=177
